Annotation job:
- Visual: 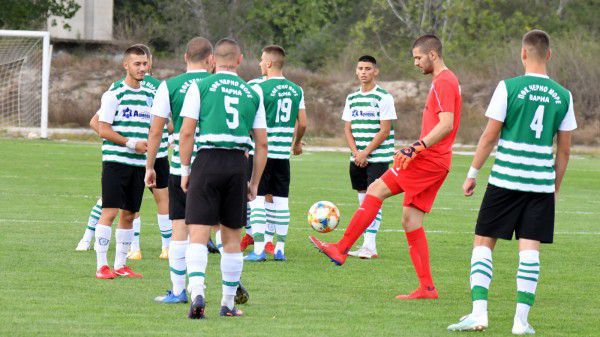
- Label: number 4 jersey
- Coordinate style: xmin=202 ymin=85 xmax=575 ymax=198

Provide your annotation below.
xmin=485 ymin=73 xmax=577 ymax=193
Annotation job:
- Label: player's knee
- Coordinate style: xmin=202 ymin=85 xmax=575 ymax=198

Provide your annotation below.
xmin=366 ymin=179 xmax=388 ymax=198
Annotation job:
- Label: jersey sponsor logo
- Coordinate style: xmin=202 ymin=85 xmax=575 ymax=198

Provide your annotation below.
xmin=122 ymin=107 xmax=151 ymax=120
xmin=351 ymin=109 xmax=378 ymax=118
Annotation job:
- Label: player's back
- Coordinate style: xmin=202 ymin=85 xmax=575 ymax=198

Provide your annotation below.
xmin=196 ymin=72 xmax=260 ymax=151
xmin=257 ymin=77 xmax=304 ymax=159
xmin=167 ymin=72 xmax=212 ymax=131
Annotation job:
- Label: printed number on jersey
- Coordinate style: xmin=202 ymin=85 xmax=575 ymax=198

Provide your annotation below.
xmin=224 ymin=96 xmax=239 ymax=129
xmin=276 ymin=98 xmax=292 ymax=123
xmin=530 ymin=105 xmax=544 ymax=139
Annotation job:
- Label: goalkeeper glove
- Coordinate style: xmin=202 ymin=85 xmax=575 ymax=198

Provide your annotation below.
xmin=393 ymin=140 xmax=427 ymax=170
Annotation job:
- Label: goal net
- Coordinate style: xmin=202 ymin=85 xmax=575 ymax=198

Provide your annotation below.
xmin=0 ymin=30 xmax=50 ymax=138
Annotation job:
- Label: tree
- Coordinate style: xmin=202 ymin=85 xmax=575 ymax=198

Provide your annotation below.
xmin=0 ymin=0 xmax=80 ymax=30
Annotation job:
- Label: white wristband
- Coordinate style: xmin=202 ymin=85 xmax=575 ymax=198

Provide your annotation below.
xmin=125 ymin=139 xmax=137 ymax=150
xmin=467 ymin=166 xmax=479 ymax=179
xmin=181 ymin=165 xmax=191 ymax=177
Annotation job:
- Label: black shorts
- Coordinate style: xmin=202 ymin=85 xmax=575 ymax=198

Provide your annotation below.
xmin=475 ymin=184 xmax=555 ymax=243
xmin=168 ymin=174 xmax=186 ymax=220
xmin=154 ymin=156 xmax=170 ymax=189
xmin=349 ymin=162 xmax=389 ymax=191
xmin=101 ymin=161 xmax=145 ymax=213
xmin=185 ymin=149 xmax=248 ymax=228
xmin=257 ymin=158 xmax=291 ymax=197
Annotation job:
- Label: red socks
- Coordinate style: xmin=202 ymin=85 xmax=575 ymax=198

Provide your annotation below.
xmin=405 ymin=227 xmax=435 ymax=290
xmin=337 ymin=194 xmax=383 ymax=253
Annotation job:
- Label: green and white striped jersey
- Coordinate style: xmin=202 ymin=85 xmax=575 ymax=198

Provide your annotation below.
xmin=109 ymin=75 xmax=169 ymax=158
xmin=485 ymin=73 xmax=576 ymax=193
xmin=342 ymin=85 xmax=397 ymax=163
xmin=150 ymin=70 xmax=211 ymax=175
xmin=252 ymin=76 xmax=305 ymax=160
xmin=98 ymin=81 xmax=154 ymax=167
xmin=181 ymin=71 xmax=267 ymax=151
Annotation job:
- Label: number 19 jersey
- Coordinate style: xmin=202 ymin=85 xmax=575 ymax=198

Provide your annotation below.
xmin=485 ymin=73 xmax=577 ymax=193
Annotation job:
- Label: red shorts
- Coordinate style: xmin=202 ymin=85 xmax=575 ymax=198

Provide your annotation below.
xmin=380 ymin=157 xmax=449 ymax=213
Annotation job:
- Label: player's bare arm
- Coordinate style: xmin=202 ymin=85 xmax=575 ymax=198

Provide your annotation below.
xmin=249 ymin=127 xmax=268 ymax=200
xmin=292 ymin=108 xmax=307 ymax=155
xmin=344 ymin=121 xmax=362 ymax=167
xmin=554 ymin=130 xmax=572 ymax=196
xmin=358 ymin=119 xmax=391 ymax=163
xmin=98 ymin=121 xmax=147 ymax=154
xmin=178 ymin=116 xmax=196 ymax=192
xmin=463 ymin=118 xmax=503 ymax=196
xmin=145 ymin=116 xmax=167 ymax=187
xmin=89 ymin=114 xmax=100 ymax=135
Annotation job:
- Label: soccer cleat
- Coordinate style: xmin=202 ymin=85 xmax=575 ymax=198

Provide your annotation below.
xmin=240 ymin=234 xmax=254 ymax=251
xmin=244 ymin=251 xmax=267 ymax=262
xmin=512 ymin=319 xmax=535 ymax=335
xmin=127 ymin=250 xmax=142 ymax=260
xmin=358 ymin=247 xmax=379 ymax=259
xmin=264 ymin=242 xmax=275 ymax=255
xmin=219 ymin=306 xmax=243 ymax=317
xmin=235 ymin=281 xmax=249 ymax=305
xmin=114 ymin=265 xmax=142 ymax=278
xmin=95 ymin=265 xmax=115 ymax=279
xmin=447 ymin=313 xmax=488 ymax=331
xmin=274 ymin=250 xmax=287 ymax=261
xmin=188 ymin=295 xmax=206 ymax=319
xmin=154 ymin=290 xmax=188 ymax=304
xmin=347 ymin=247 xmax=362 ymax=257
xmin=395 ymin=286 xmax=438 ymax=300
xmin=76 ymin=239 xmax=92 ymax=251
xmin=159 ymin=248 xmax=169 ymax=259
xmin=207 ymin=239 xmax=220 ymax=254
xmin=308 ymin=236 xmax=347 ymax=266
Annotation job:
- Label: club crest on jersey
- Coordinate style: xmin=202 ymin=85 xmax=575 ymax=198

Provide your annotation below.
xmin=146 ymin=97 xmax=153 ymax=107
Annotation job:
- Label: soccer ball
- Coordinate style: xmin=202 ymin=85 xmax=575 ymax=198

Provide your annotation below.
xmin=308 ymin=201 xmax=340 ymax=233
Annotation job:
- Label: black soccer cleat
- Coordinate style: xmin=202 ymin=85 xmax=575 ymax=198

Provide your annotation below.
xmin=188 ymin=295 xmax=206 ymax=319
xmin=219 ymin=305 xmax=243 ymax=317
xmin=207 ymin=239 xmax=220 ymax=254
xmin=235 ymin=280 xmax=249 ymax=305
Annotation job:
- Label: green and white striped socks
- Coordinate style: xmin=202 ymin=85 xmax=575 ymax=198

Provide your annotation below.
xmin=157 ymin=214 xmax=172 ymax=250
xmin=169 ymin=240 xmax=188 ymax=295
xmin=265 ymin=200 xmax=275 ymax=244
xmin=244 ymin=204 xmax=253 ymax=236
xmin=470 ymin=246 xmax=493 ymax=316
xmin=515 ymin=250 xmax=540 ymax=325
xmin=130 ymin=216 xmax=142 ymax=251
xmin=186 ymin=243 xmax=208 ymax=299
xmin=272 ymin=197 xmax=290 ymax=254
xmin=249 ymin=196 xmax=266 ymax=254
xmin=221 ymin=252 xmax=243 ymax=310
xmin=83 ymin=198 xmax=102 ymax=242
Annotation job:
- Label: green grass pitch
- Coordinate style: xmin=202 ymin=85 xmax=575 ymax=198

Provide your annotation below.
xmin=1 ymin=139 xmax=599 ymax=337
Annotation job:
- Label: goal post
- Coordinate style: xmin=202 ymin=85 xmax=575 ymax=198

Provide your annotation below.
xmin=0 ymin=30 xmax=51 ymax=138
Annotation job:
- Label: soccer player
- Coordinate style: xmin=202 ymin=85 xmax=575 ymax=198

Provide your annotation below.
xmin=94 ymin=45 xmax=153 ymax=279
xmin=447 ymin=29 xmax=576 ymax=335
xmin=145 ymin=37 xmax=215 ymax=303
xmin=310 ymin=35 xmax=461 ymax=300
xmin=342 ymin=55 xmax=396 ymax=259
xmin=179 ymin=38 xmax=267 ymax=318
xmin=75 ymin=44 xmax=171 ymax=260
xmin=245 ymin=45 xmax=307 ymax=262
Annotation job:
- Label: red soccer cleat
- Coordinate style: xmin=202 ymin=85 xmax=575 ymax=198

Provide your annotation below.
xmin=95 ymin=265 xmax=115 ymax=279
xmin=264 ymin=242 xmax=275 ymax=255
xmin=114 ymin=265 xmax=142 ymax=278
xmin=395 ymin=287 xmax=438 ymax=300
xmin=240 ymin=234 xmax=254 ymax=251
xmin=308 ymin=236 xmax=347 ymax=266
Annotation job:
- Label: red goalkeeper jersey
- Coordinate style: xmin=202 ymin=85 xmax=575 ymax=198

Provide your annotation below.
xmin=418 ymin=69 xmax=462 ymax=170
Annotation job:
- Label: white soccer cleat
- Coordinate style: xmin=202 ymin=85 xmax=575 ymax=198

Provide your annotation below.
xmin=358 ymin=247 xmax=379 ymax=259
xmin=447 ymin=313 xmax=488 ymax=332
xmin=75 ymin=239 xmax=92 ymax=251
xmin=347 ymin=247 xmax=363 ymax=257
xmin=512 ymin=318 xmax=535 ymax=335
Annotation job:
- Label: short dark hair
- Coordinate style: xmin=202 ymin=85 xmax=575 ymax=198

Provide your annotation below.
xmin=186 ymin=37 xmax=213 ymax=62
xmin=214 ymin=38 xmax=241 ymax=60
xmin=412 ymin=35 xmax=443 ymax=57
xmin=124 ymin=45 xmax=147 ymax=60
xmin=358 ymin=55 xmax=377 ymax=65
xmin=522 ymin=29 xmax=550 ymax=60
xmin=262 ymin=45 xmax=286 ymax=68
xmin=131 ymin=43 xmax=152 ymax=59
